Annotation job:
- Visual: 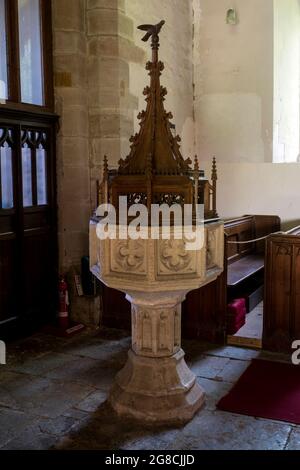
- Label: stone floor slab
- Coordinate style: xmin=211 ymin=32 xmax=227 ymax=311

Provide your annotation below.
xmin=217 ymin=359 xmax=250 ymax=383
xmin=206 ymin=346 xmax=260 ymax=361
xmin=75 ymin=390 xmax=108 ymax=413
xmin=197 ymin=378 xmax=233 ymax=411
xmin=46 ymin=357 xmax=116 ymax=390
xmin=0 ymin=371 xmax=94 ymax=418
xmin=190 ymin=355 xmax=231 ymax=379
xmin=8 ymin=352 xmax=78 ymax=377
xmin=169 ymin=410 xmax=292 ymax=450
xmin=1 ymin=422 xmax=59 ymax=450
xmin=1 ymin=328 xmax=299 ymax=450
xmin=285 ymin=428 xmax=300 ymax=450
xmin=0 ymin=408 xmax=36 ymax=448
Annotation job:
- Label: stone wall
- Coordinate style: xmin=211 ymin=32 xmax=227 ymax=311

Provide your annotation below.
xmin=52 ymin=0 xmax=90 ymax=268
xmin=52 ymin=0 xmax=96 ymax=324
xmin=52 ymin=0 xmax=195 ymax=325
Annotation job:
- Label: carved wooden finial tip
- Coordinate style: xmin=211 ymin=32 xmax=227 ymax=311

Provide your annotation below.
xmin=103 ymin=155 xmax=109 ymax=175
xmin=212 ymin=156 xmax=218 ymax=180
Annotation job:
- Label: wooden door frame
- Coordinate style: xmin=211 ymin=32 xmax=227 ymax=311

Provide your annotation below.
xmin=0 ymin=107 xmax=59 ymax=339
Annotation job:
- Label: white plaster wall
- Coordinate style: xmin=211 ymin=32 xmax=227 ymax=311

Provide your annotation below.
xmin=273 ymin=0 xmax=300 ymax=163
xmin=197 ymin=1 xmax=300 ymax=226
xmin=203 ymin=161 xmax=300 ymax=228
xmin=194 ymin=0 xmax=274 ymax=163
xmin=125 ymin=0 xmax=195 ymax=159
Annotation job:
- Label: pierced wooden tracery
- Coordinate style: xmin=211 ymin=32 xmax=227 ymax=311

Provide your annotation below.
xmin=0 ymin=127 xmax=50 ymax=211
xmin=21 ymin=129 xmax=48 ymax=149
xmin=0 ymin=128 xmax=14 ymax=147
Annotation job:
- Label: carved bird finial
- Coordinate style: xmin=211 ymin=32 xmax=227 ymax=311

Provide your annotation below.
xmin=137 ymin=20 xmax=165 ymax=42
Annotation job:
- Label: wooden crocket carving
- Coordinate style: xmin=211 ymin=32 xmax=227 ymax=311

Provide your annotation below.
xmin=137 ymin=20 xmax=165 ymax=42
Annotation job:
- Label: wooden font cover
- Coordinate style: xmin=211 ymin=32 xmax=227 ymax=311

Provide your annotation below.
xmin=99 ymin=20 xmax=218 ymax=220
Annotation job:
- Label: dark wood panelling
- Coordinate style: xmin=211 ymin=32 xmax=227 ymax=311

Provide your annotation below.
xmin=252 ymin=215 xmax=281 ymax=254
xmin=22 ymin=232 xmax=56 ymax=322
xmin=0 ymin=239 xmax=17 ymax=322
xmin=225 ymin=216 xmax=255 ymax=263
xmin=101 ymin=285 xmax=131 ymax=331
xmin=264 ymin=231 xmax=300 ymax=352
xmin=182 ymin=261 xmax=227 ymax=343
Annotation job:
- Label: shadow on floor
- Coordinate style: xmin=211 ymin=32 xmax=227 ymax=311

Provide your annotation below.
xmin=54 ymin=401 xmax=183 ymax=450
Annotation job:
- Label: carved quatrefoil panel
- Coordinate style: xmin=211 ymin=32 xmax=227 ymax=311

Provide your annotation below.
xmin=110 ymin=239 xmax=147 ymax=275
xmin=157 ymin=239 xmax=197 ymax=276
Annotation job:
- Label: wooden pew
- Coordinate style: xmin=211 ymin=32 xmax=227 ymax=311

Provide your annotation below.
xmin=226 ymin=215 xmax=280 ymax=312
xmin=263 ymin=226 xmax=300 ymax=352
xmin=183 ymin=215 xmax=280 ymax=342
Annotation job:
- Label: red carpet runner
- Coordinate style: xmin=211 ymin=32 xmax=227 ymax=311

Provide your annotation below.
xmin=217 ymin=359 xmax=300 ymax=424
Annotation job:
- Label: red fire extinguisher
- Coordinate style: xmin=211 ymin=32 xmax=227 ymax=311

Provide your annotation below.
xmin=58 ymin=277 xmax=69 ymax=330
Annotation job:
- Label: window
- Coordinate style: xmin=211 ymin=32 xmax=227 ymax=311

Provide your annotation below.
xmin=0 ymin=142 xmax=13 ymax=210
xmin=0 ymin=0 xmax=8 ymax=101
xmin=0 ymin=0 xmax=53 ymax=109
xmin=36 ymin=143 xmax=47 ymax=205
xmin=21 ymin=144 xmax=33 ymax=207
xmin=18 ymin=0 xmax=44 ymax=105
xmin=0 ymin=128 xmax=13 ymax=210
xmin=21 ymin=130 xmax=48 ymax=207
xmin=273 ymin=0 xmax=300 ymax=162
xmin=0 ymin=0 xmax=54 ymax=211
xmin=0 ymin=145 xmax=13 ymax=209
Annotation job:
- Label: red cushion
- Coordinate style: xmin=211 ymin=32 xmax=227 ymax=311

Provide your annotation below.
xmin=228 ymin=298 xmax=246 ymax=314
xmin=227 ymin=299 xmax=246 ymax=334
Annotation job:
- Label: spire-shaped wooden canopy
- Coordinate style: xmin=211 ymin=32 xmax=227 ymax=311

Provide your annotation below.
xmin=118 ymin=20 xmax=192 ymax=176
xmin=99 ymin=20 xmax=218 ymax=220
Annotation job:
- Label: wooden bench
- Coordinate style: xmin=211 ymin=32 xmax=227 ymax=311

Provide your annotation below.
xmin=183 ymin=214 xmax=280 ymax=342
xmin=225 ymin=215 xmax=280 ymax=311
xmin=227 ymin=254 xmax=264 ymax=287
xmin=264 ymin=226 xmax=300 ymax=352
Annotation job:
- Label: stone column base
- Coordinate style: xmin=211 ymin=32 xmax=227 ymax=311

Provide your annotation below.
xmin=109 ymin=348 xmax=205 ymax=425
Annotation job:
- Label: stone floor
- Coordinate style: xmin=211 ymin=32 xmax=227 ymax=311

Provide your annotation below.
xmin=235 ymin=302 xmax=263 ymax=340
xmin=0 ymin=327 xmax=299 ymax=450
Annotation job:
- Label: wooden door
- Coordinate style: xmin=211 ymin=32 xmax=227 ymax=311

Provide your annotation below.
xmin=0 ymin=111 xmax=57 ymax=337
